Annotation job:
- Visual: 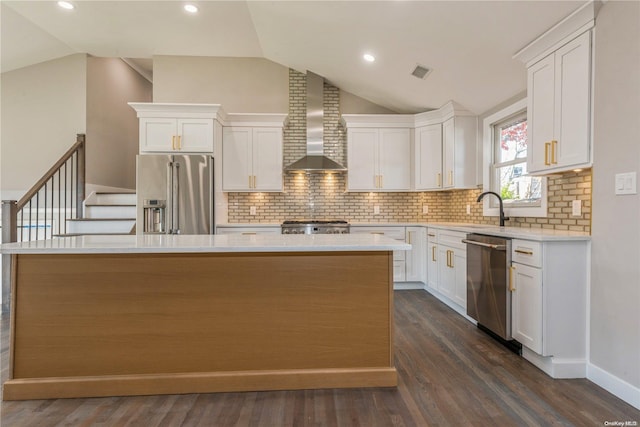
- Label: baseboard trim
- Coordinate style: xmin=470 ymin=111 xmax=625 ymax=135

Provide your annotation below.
xmin=587 ymin=363 xmax=640 ymax=410
xmin=521 ymin=348 xmax=587 ymax=378
xmin=393 ymin=282 xmax=424 ymax=290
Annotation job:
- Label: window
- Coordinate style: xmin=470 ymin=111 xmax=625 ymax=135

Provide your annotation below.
xmin=492 ymin=112 xmax=542 ymax=206
xmin=482 ymin=98 xmax=547 ymax=218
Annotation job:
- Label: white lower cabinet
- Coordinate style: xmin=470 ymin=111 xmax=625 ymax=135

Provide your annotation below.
xmin=511 ymin=262 xmax=543 ymax=354
xmin=405 ymin=227 xmax=426 ymax=282
xmin=509 ymin=238 xmax=589 ymax=378
xmin=426 ymin=230 xmax=439 ymax=291
xmin=350 ymin=225 xmax=425 ymax=285
xmin=435 ymin=230 xmax=467 ymax=309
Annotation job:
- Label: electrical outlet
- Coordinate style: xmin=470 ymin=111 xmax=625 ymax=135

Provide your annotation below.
xmin=422 ymin=204 xmax=429 ymax=214
xmin=374 ymin=205 xmax=380 ymax=215
xmin=466 ymin=204 xmax=471 ymax=215
xmin=250 ymin=206 xmax=256 ymax=215
xmin=572 ymin=199 xmax=582 ymax=216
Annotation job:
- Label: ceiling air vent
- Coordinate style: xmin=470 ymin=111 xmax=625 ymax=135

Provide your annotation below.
xmin=411 ymin=64 xmax=432 ymax=80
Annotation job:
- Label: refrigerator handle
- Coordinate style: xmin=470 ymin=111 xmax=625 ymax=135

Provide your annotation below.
xmin=170 ymin=161 xmax=181 ymax=234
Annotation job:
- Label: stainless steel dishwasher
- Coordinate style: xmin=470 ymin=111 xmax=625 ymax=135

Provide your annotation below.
xmin=464 ymin=233 xmax=513 ymax=342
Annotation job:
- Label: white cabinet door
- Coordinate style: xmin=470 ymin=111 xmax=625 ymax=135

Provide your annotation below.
xmin=379 ymin=128 xmax=411 ymax=191
xmin=347 ymin=128 xmax=378 ymax=191
xmin=222 ymin=127 xmax=252 ymax=191
xmin=452 ymin=249 xmax=467 ymax=308
xmin=442 ymin=118 xmax=455 ymax=189
xmin=426 ymin=231 xmax=439 ymax=290
xmin=512 ymin=262 xmax=543 ymax=354
xmin=252 ymin=127 xmax=283 ymax=191
xmin=415 ymin=124 xmax=443 ymax=190
xmin=554 ymin=31 xmax=591 ymax=169
xmin=405 ymin=227 xmax=426 ymax=283
xmin=140 ymin=118 xmax=177 ymax=152
xmin=177 ymin=119 xmax=214 ymax=152
xmin=528 ymin=31 xmax=591 ymax=174
xmin=528 ymin=54 xmax=556 ymax=172
xmin=438 ymin=247 xmax=455 ymax=299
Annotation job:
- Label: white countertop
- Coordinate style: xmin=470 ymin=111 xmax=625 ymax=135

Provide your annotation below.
xmin=218 ymin=222 xmax=591 ymax=242
xmin=0 ymin=233 xmax=411 ymax=255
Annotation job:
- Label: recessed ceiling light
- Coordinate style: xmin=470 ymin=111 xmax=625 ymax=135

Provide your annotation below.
xmin=184 ymin=4 xmax=198 ymax=13
xmin=57 ymin=1 xmax=74 ymax=10
xmin=363 ymin=53 xmax=376 ymax=63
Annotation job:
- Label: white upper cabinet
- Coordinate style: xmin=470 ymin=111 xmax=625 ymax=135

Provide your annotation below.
xmin=413 ymin=102 xmax=478 ymax=191
xmin=442 ymin=116 xmax=478 ymax=189
xmin=514 ymin=2 xmax=596 ymax=175
xmin=222 ymin=127 xmax=283 ymax=192
xmin=414 ymin=124 xmax=443 ymax=190
xmin=346 ymin=126 xmax=411 ymax=192
xmin=129 ymin=103 xmax=223 ymax=154
xmin=527 ymin=31 xmax=592 ymax=173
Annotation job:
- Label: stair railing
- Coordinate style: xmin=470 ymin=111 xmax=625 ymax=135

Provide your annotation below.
xmin=2 ymin=134 xmax=86 ymax=243
xmin=2 ymin=133 xmax=85 ymax=312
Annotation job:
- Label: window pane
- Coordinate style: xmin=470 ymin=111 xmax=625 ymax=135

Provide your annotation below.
xmin=498 ymin=118 xmax=527 ymax=163
xmin=497 ymin=161 xmax=542 ymax=204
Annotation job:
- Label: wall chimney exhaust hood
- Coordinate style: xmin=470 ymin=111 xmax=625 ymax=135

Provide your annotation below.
xmin=285 ymin=71 xmax=347 ymax=173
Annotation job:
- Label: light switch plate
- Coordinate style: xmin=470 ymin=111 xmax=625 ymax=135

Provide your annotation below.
xmin=422 ymin=204 xmax=429 ymax=214
xmin=466 ymin=204 xmax=471 ymax=215
xmin=250 ymin=206 xmax=256 ymax=215
xmin=572 ymin=199 xmax=582 ymax=216
xmin=374 ymin=205 xmax=380 ymax=215
xmin=615 ymin=172 xmax=637 ymax=195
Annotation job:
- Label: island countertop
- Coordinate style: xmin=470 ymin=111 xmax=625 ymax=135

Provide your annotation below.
xmin=0 ymin=233 xmax=411 ymax=255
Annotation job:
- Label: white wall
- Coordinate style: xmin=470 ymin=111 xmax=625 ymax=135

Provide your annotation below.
xmin=1 ymin=54 xmax=87 ymax=199
xmin=590 ymin=0 xmax=640 ymax=400
xmin=87 ymin=57 xmax=152 ymax=190
xmin=153 ymin=56 xmax=289 ymax=113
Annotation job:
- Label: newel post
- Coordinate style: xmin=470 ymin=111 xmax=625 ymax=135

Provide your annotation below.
xmin=2 ymin=200 xmax=18 ymax=313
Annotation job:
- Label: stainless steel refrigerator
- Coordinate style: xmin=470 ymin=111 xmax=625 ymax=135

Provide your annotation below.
xmin=136 ymin=155 xmax=214 ymax=235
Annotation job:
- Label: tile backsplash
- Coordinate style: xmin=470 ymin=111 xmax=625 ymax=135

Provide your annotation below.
xmin=227 ymin=69 xmax=591 ymax=233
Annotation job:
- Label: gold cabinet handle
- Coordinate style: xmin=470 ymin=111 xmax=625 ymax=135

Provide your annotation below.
xmin=177 ymin=135 xmax=182 ymax=150
xmin=371 ymin=232 xmax=385 ymax=235
xmin=551 ymin=140 xmax=557 ymax=164
xmin=514 ymin=249 xmax=534 ymax=255
xmin=449 ymin=250 xmax=454 ymax=268
xmin=448 ymin=170 xmax=453 ymax=186
xmin=253 ymin=175 xmax=256 ymax=189
xmin=172 ymin=135 xmax=176 ymax=150
xmin=432 ymin=246 xmax=436 ymax=262
xmin=437 ymin=173 xmax=441 ymax=187
xmin=428 ymin=233 xmax=436 ymax=237
xmin=380 ymin=175 xmax=383 ymax=188
xmin=407 ymin=233 xmax=412 ymax=244
xmin=509 ymin=266 xmax=516 ymax=292
xmin=241 ymin=232 xmax=257 ymax=235
xmin=544 ymin=142 xmax=550 ymax=165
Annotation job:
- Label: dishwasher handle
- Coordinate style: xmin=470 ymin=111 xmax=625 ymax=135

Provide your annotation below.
xmin=462 ymin=239 xmax=507 ymax=251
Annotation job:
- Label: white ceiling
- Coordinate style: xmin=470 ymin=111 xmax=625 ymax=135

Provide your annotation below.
xmin=1 ymin=1 xmax=586 ymax=114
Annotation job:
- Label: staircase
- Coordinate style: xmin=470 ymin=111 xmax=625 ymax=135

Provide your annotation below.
xmin=63 ymin=192 xmax=136 ymax=236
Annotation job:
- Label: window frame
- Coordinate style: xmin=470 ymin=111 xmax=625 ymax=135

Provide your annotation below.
xmin=482 ymin=98 xmax=547 ymax=219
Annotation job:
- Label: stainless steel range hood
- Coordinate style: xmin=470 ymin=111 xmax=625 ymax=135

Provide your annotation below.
xmin=285 ymin=71 xmax=346 ymax=173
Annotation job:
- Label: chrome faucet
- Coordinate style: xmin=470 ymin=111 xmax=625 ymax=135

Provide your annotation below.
xmin=477 ymin=191 xmax=509 ymax=227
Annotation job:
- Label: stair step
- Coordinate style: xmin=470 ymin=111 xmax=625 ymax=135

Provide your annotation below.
xmin=85 ymin=205 xmax=136 ymax=219
xmin=93 ymin=192 xmax=136 ymax=205
xmin=67 ymin=218 xmax=136 ymax=234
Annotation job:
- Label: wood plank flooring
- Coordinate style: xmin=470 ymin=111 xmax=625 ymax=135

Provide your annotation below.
xmin=1 ymin=290 xmax=638 ymax=426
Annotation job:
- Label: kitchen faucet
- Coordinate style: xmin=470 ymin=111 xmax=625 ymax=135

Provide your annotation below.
xmin=477 ymin=191 xmax=509 ymax=227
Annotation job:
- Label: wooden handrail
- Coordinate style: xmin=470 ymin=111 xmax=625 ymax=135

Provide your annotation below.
xmin=17 ymin=134 xmax=85 ymax=210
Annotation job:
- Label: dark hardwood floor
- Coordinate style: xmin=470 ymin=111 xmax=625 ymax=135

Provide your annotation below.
xmin=1 ymin=290 xmax=638 ymax=426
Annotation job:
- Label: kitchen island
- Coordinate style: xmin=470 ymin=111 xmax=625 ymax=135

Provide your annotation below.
xmin=1 ymin=234 xmax=409 ymax=400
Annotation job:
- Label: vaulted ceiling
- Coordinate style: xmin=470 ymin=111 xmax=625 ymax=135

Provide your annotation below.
xmin=1 ymin=1 xmax=586 ymax=114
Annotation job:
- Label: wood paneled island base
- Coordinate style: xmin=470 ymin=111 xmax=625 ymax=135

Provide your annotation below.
xmin=4 ymin=250 xmax=396 ymax=400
